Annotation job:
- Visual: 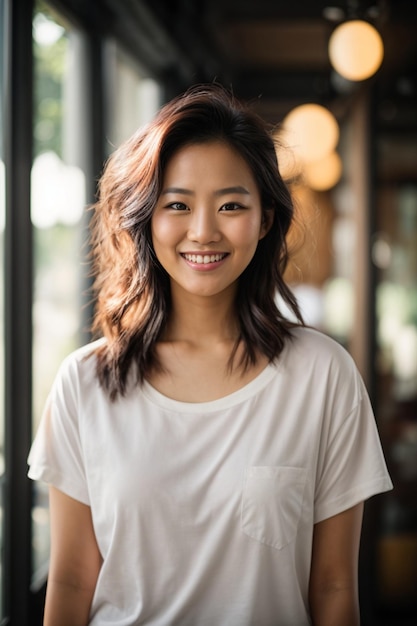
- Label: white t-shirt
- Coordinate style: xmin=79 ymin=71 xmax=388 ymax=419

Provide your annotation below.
xmin=28 ymin=327 xmax=392 ymax=625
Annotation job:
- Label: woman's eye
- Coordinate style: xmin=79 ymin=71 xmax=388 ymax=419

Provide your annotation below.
xmin=220 ymin=202 xmax=242 ymax=211
xmin=167 ymin=202 xmax=188 ymax=211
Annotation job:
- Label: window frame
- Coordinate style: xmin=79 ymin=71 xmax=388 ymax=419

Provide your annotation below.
xmin=3 ymin=0 xmax=35 ymax=622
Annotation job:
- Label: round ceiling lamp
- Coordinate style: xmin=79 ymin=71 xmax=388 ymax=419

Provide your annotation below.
xmin=328 ymin=19 xmax=384 ymax=81
xmin=303 ymin=151 xmax=343 ymax=191
xmin=282 ymin=104 xmax=339 ymax=163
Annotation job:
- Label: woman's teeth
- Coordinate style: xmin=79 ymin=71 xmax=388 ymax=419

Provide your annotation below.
xmin=183 ymin=253 xmax=226 ymax=264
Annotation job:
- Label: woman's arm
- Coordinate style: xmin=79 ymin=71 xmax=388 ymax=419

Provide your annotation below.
xmin=44 ymin=486 xmax=102 ymax=626
xmin=309 ymin=502 xmax=364 ymax=626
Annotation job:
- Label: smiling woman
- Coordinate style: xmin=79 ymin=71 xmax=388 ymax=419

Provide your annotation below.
xmin=28 ymin=84 xmax=392 ymax=626
xmin=87 ymin=85 xmax=302 ymax=398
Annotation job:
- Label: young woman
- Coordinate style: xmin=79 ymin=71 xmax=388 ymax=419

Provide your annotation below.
xmin=28 ymin=84 xmax=392 ymax=626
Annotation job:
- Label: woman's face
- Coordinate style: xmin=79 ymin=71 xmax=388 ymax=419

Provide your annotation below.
xmin=151 ymin=141 xmax=270 ymax=302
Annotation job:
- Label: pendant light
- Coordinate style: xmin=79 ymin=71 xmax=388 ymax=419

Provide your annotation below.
xmin=328 ymin=19 xmax=384 ymax=81
xmin=281 ymin=104 xmax=339 ymax=163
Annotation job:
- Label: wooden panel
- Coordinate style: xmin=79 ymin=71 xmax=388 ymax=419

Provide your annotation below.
xmin=222 ymin=20 xmax=331 ymax=68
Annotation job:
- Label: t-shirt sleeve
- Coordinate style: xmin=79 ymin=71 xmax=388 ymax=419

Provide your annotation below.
xmin=313 ymin=369 xmax=393 ymax=524
xmin=27 ymin=356 xmax=90 ymax=505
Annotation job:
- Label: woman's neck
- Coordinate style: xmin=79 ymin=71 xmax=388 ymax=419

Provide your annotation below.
xmin=164 ymin=289 xmax=239 ymax=348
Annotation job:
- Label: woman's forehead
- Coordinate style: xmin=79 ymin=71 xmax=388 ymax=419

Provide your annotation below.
xmin=162 ymin=141 xmax=258 ymax=187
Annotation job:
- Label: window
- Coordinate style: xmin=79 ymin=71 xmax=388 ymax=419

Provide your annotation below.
xmin=105 ymin=39 xmax=161 ymax=151
xmin=30 ymin=2 xmax=162 ymax=585
xmin=31 ymin=1 xmax=86 ymax=581
xmin=375 ymin=176 xmax=417 ymax=613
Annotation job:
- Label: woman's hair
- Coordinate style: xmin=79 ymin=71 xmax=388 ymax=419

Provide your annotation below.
xmin=91 ymin=83 xmax=304 ymax=399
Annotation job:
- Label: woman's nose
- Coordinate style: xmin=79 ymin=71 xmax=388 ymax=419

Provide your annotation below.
xmin=187 ymin=208 xmax=221 ymax=243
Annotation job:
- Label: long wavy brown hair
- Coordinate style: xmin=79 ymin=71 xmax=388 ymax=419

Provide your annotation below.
xmin=90 ymin=84 xmax=304 ymax=399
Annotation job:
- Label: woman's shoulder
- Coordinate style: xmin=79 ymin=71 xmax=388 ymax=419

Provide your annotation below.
xmin=54 ymin=338 xmax=107 ymax=384
xmin=287 ymin=325 xmax=357 ymax=372
xmin=289 ymin=325 xmax=343 ymax=347
xmin=284 ymin=326 xmax=366 ymax=409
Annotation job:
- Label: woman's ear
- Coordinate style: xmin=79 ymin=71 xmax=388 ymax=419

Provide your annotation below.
xmin=259 ymin=208 xmax=274 ymax=240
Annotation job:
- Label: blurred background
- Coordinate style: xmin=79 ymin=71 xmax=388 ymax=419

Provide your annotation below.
xmin=1 ymin=0 xmax=416 ymax=624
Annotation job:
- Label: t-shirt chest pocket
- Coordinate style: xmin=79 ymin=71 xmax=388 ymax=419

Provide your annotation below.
xmin=241 ymin=466 xmax=307 ymax=550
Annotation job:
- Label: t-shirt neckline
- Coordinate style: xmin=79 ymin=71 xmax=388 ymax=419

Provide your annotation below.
xmin=141 ymin=361 xmax=279 ymax=414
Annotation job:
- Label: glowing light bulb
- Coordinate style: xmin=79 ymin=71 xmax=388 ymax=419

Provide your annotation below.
xmin=282 ymin=104 xmax=339 ymax=163
xmin=329 ymin=20 xmax=384 ymax=81
xmin=303 ymin=151 xmax=343 ymax=191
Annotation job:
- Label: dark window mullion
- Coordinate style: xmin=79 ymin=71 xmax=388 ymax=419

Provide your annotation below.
xmin=4 ymin=0 xmax=34 ymax=623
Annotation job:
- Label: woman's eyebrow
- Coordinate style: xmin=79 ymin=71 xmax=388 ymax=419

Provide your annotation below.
xmin=214 ymin=186 xmax=251 ymax=196
xmin=161 ymin=186 xmax=251 ymax=196
xmin=161 ymin=187 xmax=194 ymax=195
